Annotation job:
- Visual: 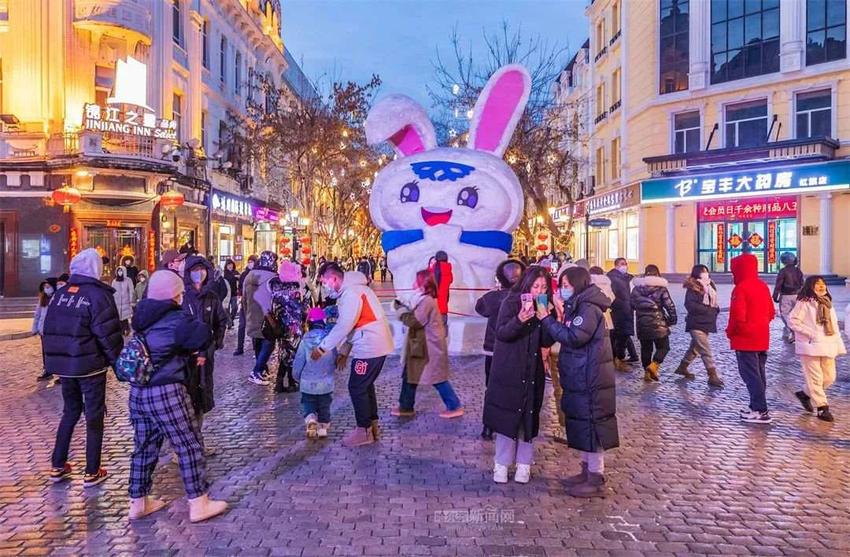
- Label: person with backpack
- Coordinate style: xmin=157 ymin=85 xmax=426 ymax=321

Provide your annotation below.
xmin=268 ymin=260 xmax=307 ymax=393
xmin=293 ymin=307 xmax=337 ymax=438
xmin=630 ymin=264 xmax=677 ymax=382
xmin=675 ymin=265 xmax=724 ymax=388
xmin=727 ymin=253 xmax=776 ymax=424
xmin=475 ymin=259 xmax=526 ymax=440
xmin=44 ymin=248 xmax=123 ymax=487
xmin=126 ymin=270 xmax=228 ymax=523
xmin=244 ymin=251 xmax=279 ymax=385
xmin=789 ymin=276 xmax=845 ymax=422
xmin=773 ymin=252 xmax=804 ymax=344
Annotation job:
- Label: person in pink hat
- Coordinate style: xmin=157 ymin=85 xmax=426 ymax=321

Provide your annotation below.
xmin=267 ymin=260 xmax=308 ymax=393
xmin=292 ymin=307 xmax=337 ymax=438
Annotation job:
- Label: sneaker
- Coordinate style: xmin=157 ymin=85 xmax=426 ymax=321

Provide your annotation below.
xmin=514 ymin=464 xmax=531 ymax=484
xmin=439 ymin=408 xmax=464 ymax=419
xmin=817 ymin=406 xmax=834 ymax=422
xmin=317 ymin=423 xmax=330 ymax=438
xmin=493 ymin=464 xmax=508 ymax=484
xmin=49 ymin=463 xmax=72 ymax=483
xmin=248 ymin=373 xmax=270 ymax=386
xmin=795 ymin=391 xmax=814 ymax=413
xmin=390 ymin=406 xmax=415 ymax=417
xmin=741 ymin=411 xmax=773 ymax=424
xmin=83 ymin=468 xmax=108 ymax=488
xmin=305 ymin=414 xmax=318 ymax=438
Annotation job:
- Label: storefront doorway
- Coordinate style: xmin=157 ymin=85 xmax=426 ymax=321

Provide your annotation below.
xmin=697 ymin=196 xmax=798 ymax=274
xmin=84 ymin=225 xmax=145 ymax=279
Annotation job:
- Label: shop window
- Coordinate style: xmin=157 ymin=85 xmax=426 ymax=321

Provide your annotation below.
xmin=607 ymin=229 xmax=619 ymax=260
xmin=725 ymin=99 xmax=768 ymax=148
xmin=220 ymin=36 xmax=228 ymax=86
xmin=610 ymin=137 xmax=620 ymax=180
xmin=660 ymin=0 xmax=689 ymax=94
xmin=202 ymin=20 xmax=210 ymax=69
xmin=172 ymin=0 xmax=182 ymax=46
xmin=673 ymin=111 xmax=701 ymax=153
xmin=796 ymin=89 xmax=832 ymax=138
xmin=626 ymin=213 xmax=639 ymax=260
xmin=172 ymin=93 xmax=183 ymax=142
xmin=806 ymin=0 xmax=846 ymax=66
xmin=711 ymin=0 xmax=779 ymax=85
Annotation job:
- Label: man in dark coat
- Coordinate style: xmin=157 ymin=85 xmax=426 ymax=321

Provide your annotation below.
xmin=606 ymin=258 xmax=636 ymax=371
xmin=541 ymin=266 xmax=618 ymax=498
xmin=233 ymin=254 xmax=258 ymax=355
xmin=44 ymin=248 xmax=123 ymax=487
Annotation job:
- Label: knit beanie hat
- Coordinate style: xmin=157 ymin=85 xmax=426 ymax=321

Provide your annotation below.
xmin=147 ymin=270 xmax=185 ymax=301
xmin=307 ymin=307 xmax=326 ymax=323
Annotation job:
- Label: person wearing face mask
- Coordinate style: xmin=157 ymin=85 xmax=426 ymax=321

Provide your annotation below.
xmin=483 ymin=266 xmax=555 ymax=484
xmin=127 ymin=270 xmax=227 ymax=523
xmin=112 ymin=265 xmax=135 ymax=335
xmin=475 ymin=259 xmax=526 ymax=440
xmin=233 ymin=255 xmax=258 ymax=356
xmin=182 ymin=256 xmax=227 ymax=455
xmin=244 ymin=251 xmax=279 ymax=385
xmin=133 ymin=271 xmax=149 ymax=307
xmin=631 ymin=265 xmax=677 ymax=382
xmin=606 ymin=258 xmax=637 ymax=372
xmin=222 ymin=259 xmax=239 ymax=329
xmin=789 ymin=276 xmax=846 ymax=422
xmin=56 ymin=273 xmax=70 ymax=290
xmin=33 ymin=278 xmax=58 ymax=381
xmin=675 ymin=265 xmax=723 ymax=388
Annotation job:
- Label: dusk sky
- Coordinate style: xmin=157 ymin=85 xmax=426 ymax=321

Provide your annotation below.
xmin=283 ymin=0 xmax=589 ymax=107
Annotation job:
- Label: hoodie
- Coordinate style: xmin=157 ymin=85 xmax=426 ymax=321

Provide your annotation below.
xmin=727 ymin=253 xmax=775 ymax=351
xmin=317 ymin=271 xmax=394 ymax=359
xmin=42 ymin=248 xmax=123 ymax=377
xmin=183 ymin=255 xmax=227 ymax=351
xmin=630 ymin=275 xmax=677 ymax=340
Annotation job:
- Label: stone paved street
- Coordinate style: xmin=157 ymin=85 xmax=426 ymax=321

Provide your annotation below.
xmin=2 ymin=300 xmax=850 ymax=556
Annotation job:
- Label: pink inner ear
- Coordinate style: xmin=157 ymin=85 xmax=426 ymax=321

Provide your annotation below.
xmin=474 ymin=71 xmax=526 ymax=153
xmin=389 ymin=125 xmax=426 ymax=156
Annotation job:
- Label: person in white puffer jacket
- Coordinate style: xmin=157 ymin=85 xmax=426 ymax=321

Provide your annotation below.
xmin=789 ymin=276 xmax=846 ymax=422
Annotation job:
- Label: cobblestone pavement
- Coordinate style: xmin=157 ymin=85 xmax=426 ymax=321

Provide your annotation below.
xmin=2 ymin=307 xmax=850 ymax=556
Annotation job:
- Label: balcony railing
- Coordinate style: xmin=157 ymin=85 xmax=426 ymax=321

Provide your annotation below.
xmin=609 ymin=29 xmax=622 ymax=46
xmin=594 ymin=111 xmax=608 ymax=125
xmin=643 ymin=136 xmax=840 ymax=175
xmin=594 ymin=46 xmax=608 ymax=63
xmin=609 ymin=99 xmax=622 ymax=114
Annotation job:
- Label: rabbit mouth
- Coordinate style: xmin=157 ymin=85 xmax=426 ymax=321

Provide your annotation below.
xmin=421 ymin=207 xmax=453 ymax=226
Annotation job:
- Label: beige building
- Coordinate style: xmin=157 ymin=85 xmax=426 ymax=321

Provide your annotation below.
xmin=563 ymin=0 xmax=849 ymax=278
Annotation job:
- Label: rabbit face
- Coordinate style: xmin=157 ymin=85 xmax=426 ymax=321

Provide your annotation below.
xmin=369 ymin=148 xmax=522 ymax=233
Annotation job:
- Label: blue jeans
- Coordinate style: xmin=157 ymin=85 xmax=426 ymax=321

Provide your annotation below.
xmin=736 ymin=350 xmax=768 ymax=412
xmin=398 ymin=367 xmax=462 ymax=411
xmin=301 ymin=393 xmax=332 ymax=423
xmin=251 ymin=338 xmax=275 ymax=376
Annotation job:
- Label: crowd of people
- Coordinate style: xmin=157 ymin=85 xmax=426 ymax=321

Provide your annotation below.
xmin=31 ymin=242 xmax=850 ymax=521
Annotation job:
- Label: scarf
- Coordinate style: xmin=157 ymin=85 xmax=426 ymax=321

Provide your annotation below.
xmin=699 ymin=276 xmax=718 ymax=308
xmin=815 ymin=295 xmax=834 ymax=336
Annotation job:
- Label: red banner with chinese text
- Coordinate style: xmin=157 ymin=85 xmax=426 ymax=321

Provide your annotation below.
xmin=716 ymin=224 xmax=725 ymax=264
xmin=69 ymin=228 xmax=79 ymax=260
xmin=698 ymin=196 xmax=798 ymax=222
xmin=147 ymin=229 xmax=156 ymax=271
xmin=767 ymin=221 xmax=777 ymax=264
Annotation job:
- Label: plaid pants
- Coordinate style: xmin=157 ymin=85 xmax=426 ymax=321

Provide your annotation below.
xmin=128 ymin=383 xmax=208 ymax=499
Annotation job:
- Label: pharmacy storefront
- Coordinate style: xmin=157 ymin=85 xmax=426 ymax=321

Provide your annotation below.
xmin=641 ymin=160 xmax=850 ymax=275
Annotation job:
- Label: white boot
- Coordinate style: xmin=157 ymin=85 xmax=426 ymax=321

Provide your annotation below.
xmin=317 ymin=423 xmax=330 ymax=438
xmin=188 ymin=494 xmax=228 ymax=523
xmin=514 ymin=464 xmax=531 ymax=484
xmin=305 ymin=414 xmax=318 ymax=438
xmin=129 ymin=496 xmax=168 ymax=520
xmin=493 ymin=463 xmax=508 ymax=484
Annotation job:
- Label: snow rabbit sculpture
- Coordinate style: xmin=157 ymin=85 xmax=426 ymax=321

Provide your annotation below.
xmin=365 ymin=64 xmax=531 ymax=315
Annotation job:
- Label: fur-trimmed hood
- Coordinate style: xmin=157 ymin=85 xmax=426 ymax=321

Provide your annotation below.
xmin=632 ymin=275 xmax=669 ymax=289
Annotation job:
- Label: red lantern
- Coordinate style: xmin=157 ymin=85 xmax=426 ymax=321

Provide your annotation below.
xmin=160 ymin=189 xmax=185 ymax=210
xmin=301 ymin=246 xmax=312 ymax=255
xmin=301 ymin=257 xmax=311 ymax=266
xmin=536 ymin=244 xmax=549 ymax=251
xmin=52 ymin=185 xmax=81 ymax=213
xmin=537 ymin=234 xmax=548 ymax=241
xmin=300 ymin=237 xmax=311 ymax=245
xmin=281 ymin=247 xmax=292 ymax=256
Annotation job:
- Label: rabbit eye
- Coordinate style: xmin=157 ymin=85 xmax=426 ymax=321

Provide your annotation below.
xmin=400 ymin=181 xmax=420 ymax=203
xmin=457 ymin=186 xmax=479 ymax=209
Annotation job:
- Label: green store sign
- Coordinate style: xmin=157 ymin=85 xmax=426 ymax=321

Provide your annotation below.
xmin=641 ymin=160 xmax=850 ymax=204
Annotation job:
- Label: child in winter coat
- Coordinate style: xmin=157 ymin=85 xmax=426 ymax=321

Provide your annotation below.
xmin=112 ymin=265 xmax=135 ymax=335
xmin=773 ymin=252 xmax=804 ymax=343
xmin=33 ymin=278 xmax=57 ymax=381
xmin=727 ymin=253 xmax=775 ymax=424
xmin=133 ymin=270 xmax=149 ymax=306
xmin=675 ymin=265 xmax=724 ymax=388
xmin=475 ymin=259 xmax=526 ymax=440
xmin=789 ymin=276 xmax=846 ymax=422
xmin=292 ymin=308 xmax=337 ymax=438
xmin=630 ymin=265 xmax=677 ymax=382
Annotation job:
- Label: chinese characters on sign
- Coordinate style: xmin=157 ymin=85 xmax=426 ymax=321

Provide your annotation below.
xmin=82 ymin=103 xmax=177 ymax=140
xmin=767 ymin=221 xmax=777 ymax=264
xmin=698 ymin=197 xmax=798 ymax=222
xmin=68 ymin=228 xmax=79 ymax=259
xmin=716 ymin=224 xmax=725 ymax=264
xmin=212 ymin=193 xmax=253 ymax=218
xmin=147 ymin=229 xmax=156 ymax=272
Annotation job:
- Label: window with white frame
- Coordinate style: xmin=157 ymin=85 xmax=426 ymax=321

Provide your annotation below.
xmin=612 ymin=1 xmax=621 ymax=35
xmin=626 ymin=212 xmax=639 ymax=260
xmin=201 ymin=111 xmax=207 ymax=153
xmin=595 ymin=83 xmax=606 ymax=117
xmin=795 ymin=89 xmax=832 ymax=139
xmin=595 ymin=146 xmax=605 ymax=186
xmin=610 ymin=137 xmax=621 ymax=180
xmin=806 ymin=0 xmax=846 ymax=66
xmin=234 ymin=52 xmax=242 ymax=96
xmin=172 ymin=0 xmax=182 ymax=46
xmin=607 ymin=228 xmax=619 ymax=261
xmin=725 ymin=100 xmax=767 ymax=148
xmin=595 ymin=19 xmax=606 ymax=54
xmin=611 ymin=68 xmax=621 ymax=106
xmin=220 ymin=36 xmax=227 ymax=85
xmin=172 ymin=93 xmax=183 ymax=141
xmin=673 ymin=111 xmax=700 ymax=153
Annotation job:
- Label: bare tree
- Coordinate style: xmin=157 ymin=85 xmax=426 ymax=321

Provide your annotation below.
xmin=429 ymin=23 xmax=589 ymax=253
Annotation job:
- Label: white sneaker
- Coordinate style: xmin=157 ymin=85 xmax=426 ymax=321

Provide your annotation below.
xmin=248 ymin=373 xmax=270 ymax=386
xmin=317 ymin=423 xmax=329 ymax=438
xmin=514 ymin=464 xmax=531 ymax=484
xmin=493 ymin=463 xmax=508 ymax=484
xmin=305 ymin=414 xmax=318 ymax=438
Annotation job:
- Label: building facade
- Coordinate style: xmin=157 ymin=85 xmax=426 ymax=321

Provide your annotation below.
xmin=0 ymin=0 xmax=297 ymax=296
xmin=563 ymin=0 xmax=849 ymax=277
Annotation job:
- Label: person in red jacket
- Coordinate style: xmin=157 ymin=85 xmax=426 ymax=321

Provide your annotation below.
xmin=430 ymin=251 xmax=453 ymax=328
xmin=726 ymin=253 xmax=776 ymax=424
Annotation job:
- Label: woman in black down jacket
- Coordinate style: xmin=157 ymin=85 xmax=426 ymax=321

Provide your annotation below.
xmin=674 ymin=265 xmax=723 ymax=388
xmin=483 ymin=265 xmax=554 ymax=485
xmin=539 ymin=266 xmax=619 ymax=498
xmin=630 ymin=264 xmax=677 ymax=382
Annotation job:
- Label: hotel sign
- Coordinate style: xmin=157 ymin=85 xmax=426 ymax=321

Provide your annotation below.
xmin=641 ymin=161 xmax=850 ymax=204
xmin=212 ymin=192 xmax=253 ymax=218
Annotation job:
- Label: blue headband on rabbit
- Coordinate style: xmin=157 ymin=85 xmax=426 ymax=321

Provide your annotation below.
xmin=381 ymin=229 xmax=513 ymax=253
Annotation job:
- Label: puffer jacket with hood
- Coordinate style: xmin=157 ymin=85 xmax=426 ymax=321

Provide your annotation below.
xmin=42 ymin=249 xmax=123 ymax=376
xmin=244 ymin=252 xmax=278 ymax=339
xmin=590 ymin=274 xmax=615 ymax=330
xmin=111 ymin=265 xmax=135 ymax=320
xmin=683 ymin=276 xmax=719 ymax=334
xmin=133 ymin=270 xmax=149 ymax=303
xmin=542 ymin=284 xmax=619 ymax=452
xmin=630 ymin=275 xmax=677 ymax=340
xmin=317 ymin=271 xmax=394 ymax=359
xmin=606 ymin=268 xmax=634 ymax=336
xmin=183 ymin=255 xmax=227 ymax=350
xmin=727 ymin=253 xmax=775 ymax=351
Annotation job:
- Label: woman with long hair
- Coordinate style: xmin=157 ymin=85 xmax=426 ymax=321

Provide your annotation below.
xmin=789 ymin=276 xmax=846 ymax=422
xmin=675 ymin=265 xmax=723 ymax=388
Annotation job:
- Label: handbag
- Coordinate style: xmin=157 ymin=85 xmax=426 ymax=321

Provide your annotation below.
xmin=114 ymin=332 xmax=156 ymax=385
xmin=261 ymin=310 xmax=284 ymax=340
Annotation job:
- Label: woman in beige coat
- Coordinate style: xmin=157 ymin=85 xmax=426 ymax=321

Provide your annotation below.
xmin=392 ymin=270 xmax=464 ymax=418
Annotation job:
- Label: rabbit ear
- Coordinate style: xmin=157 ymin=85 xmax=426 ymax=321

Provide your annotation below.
xmin=365 ymin=94 xmax=436 ymax=157
xmin=468 ymin=65 xmax=531 ymax=157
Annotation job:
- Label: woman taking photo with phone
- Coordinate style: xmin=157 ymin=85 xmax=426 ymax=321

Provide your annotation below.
xmin=483 ymin=266 xmax=554 ymax=485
